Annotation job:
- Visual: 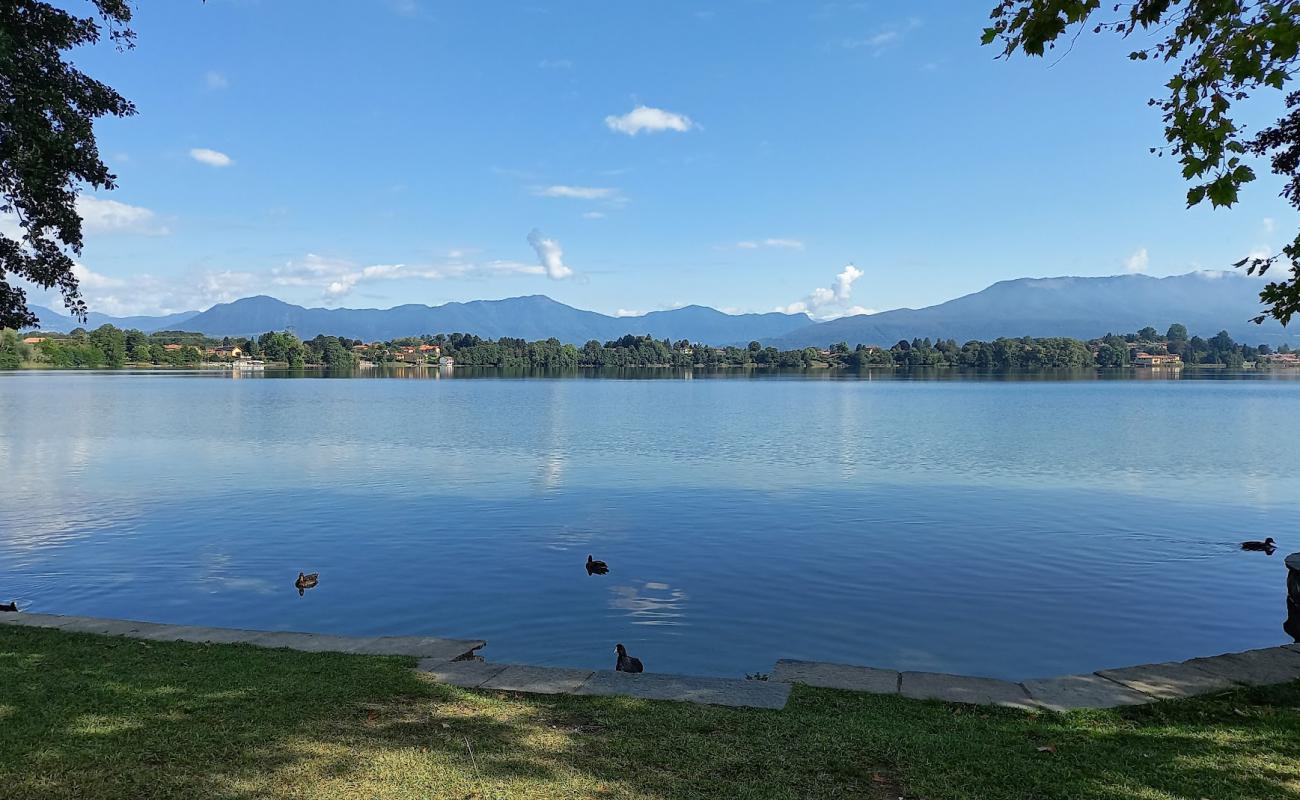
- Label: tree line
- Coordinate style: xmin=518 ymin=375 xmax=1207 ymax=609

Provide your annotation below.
xmin=2 ymin=322 xmax=1293 ymax=372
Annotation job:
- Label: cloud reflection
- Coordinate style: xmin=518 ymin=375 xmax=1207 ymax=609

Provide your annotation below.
xmin=609 ymin=581 xmax=688 ymax=626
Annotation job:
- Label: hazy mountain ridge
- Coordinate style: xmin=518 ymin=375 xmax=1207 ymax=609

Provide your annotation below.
xmin=24 ymin=272 xmax=1298 ymax=346
xmin=29 ymin=306 xmax=200 ymax=334
xmin=767 ymin=272 xmax=1298 ymax=348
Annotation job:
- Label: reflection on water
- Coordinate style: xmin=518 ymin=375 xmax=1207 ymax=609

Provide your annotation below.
xmin=0 ymin=370 xmax=1297 ymax=677
xmin=609 ymin=582 xmax=689 ymax=627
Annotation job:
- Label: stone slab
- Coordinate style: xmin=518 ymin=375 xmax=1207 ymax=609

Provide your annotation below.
xmin=415 ymin=659 xmax=509 ymax=688
xmin=900 ymin=672 xmax=1033 ymax=708
xmin=0 ymin=612 xmax=74 ymax=628
xmin=1096 ymin=660 xmax=1238 ymax=700
xmin=136 ymin=625 xmax=276 ymax=646
xmin=576 ymin=670 xmax=790 ymax=709
xmin=351 ymin=636 xmax=485 ymax=660
xmin=1286 ymin=643 xmax=1300 ymax=654
xmin=1286 ymin=552 xmax=1300 ymax=572
xmin=250 ymin=632 xmax=382 ymax=653
xmin=1022 ymin=673 xmax=1156 ymax=711
xmin=49 ymin=617 xmax=176 ymax=638
xmin=480 ymin=665 xmax=594 ymax=694
xmin=1184 ymin=647 xmax=1300 ymax=687
xmin=771 ymin=660 xmax=899 ymax=694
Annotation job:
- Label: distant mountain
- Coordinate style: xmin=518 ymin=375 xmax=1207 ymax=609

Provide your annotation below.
xmin=766 ymin=272 xmax=1300 ymax=348
xmin=23 ymin=271 xmax=1297 ymax=347
xmin=175 ymin=295 xmax=813 ymax=344
xmin=29 ymin=305 xmax=200 ymax=334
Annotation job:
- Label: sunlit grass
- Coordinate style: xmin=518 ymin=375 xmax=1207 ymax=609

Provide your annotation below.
xmin=1 ymin=625 xmax=1298 ymax=799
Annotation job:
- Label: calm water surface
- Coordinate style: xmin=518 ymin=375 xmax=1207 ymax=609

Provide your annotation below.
xmin=1 ymin=368 xmax=1297 ymax=679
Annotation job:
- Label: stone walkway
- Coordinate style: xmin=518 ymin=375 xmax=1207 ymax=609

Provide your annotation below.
xmin=4 ymin=611 xmax=1299 ymax=712
xmin=772 ymin=644 xmax=1300 ymax=711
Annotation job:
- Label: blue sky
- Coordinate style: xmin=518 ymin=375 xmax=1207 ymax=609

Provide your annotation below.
xmin=21 ymin=0 xmax=1292 ymax=319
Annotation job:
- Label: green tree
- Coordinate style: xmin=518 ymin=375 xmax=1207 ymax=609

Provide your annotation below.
xmin=89 ymin=323 xmax=125 ymax=366
xmin=124 ymin=328 xmax=149 ymax=362
xmin=984 ymin=2 xmax=1300 ymax=326
xmin=1 ymin=1 xmax=136 ymax=329
xmin=0 ymin=329 xmax=21 ymax=369
xmin=1166 ymin=323 xmax=1188 ymax=341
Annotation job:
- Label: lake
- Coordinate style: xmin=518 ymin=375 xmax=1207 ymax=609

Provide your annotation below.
xmin=1 ymin=368 xmax=1297 ymax=679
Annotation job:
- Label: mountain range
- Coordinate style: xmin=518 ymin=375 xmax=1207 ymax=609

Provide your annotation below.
xmin=26 ymin=271 xmax=1300 ymax=347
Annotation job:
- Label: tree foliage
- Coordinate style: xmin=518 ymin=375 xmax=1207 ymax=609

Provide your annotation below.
xmin=0 ymin=1 xmax=136 ymax=329
xmin=983 ymin=0 xmax=1300 ymax=325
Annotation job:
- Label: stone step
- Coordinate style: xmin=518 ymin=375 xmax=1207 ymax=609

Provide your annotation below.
xmin=899 ymin=671 xmax=1034 ymax=708
xmin=479 ymin=664 xmax=595 ymax=695
xmin=771 ymin=659 xmax=899 ymax=694
xmin=576 ymin=670 xmax=790 ymax=709
xmin=1184 ymin=646 xmax=1300 ymax=686
xmin=1022 ymin=673 xmax=1155 ymax=711
xmin=1095 ymin=660 xmax=1238 ymax=700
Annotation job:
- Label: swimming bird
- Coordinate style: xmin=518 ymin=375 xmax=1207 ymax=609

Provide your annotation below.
xmin=615 ymin=643 xmax=643 ymax=673
xmin=586 ymin=555 xmax=609 ymax=576
xmin=1240 ymin=537 xmax=1277 ymax=553
xmin=295 ymin=572 xmax=319 ymax=596
xmin=0 ymin=601 xmax=17 ymax=613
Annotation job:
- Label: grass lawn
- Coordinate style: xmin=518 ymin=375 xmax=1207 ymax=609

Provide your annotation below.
xmin=2 ymin=626 xmax=1298 ymax=799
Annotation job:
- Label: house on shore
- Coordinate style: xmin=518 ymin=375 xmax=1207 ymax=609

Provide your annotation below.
xmin=1258 ymin=352 xmax=1300 ymax=367
xmin=1133 ymin=352 xmax=1183 ymax=369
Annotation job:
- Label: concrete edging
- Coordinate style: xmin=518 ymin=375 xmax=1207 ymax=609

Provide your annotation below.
xmin=4 ymin=611 xmax=1298 ymax=711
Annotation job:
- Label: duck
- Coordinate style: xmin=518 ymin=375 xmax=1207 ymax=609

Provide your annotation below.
xmin=585 ymin=555 xmax=609 ymax=576
xmin=0 ymin=601 xmax=17 ymax=613
xmin=1240 ymin=537 xmax=1277 ymax=553
xmin=615 ymin=643 xmax=643 ymax=673
xmin=295 ymin=572 xmax=319 ymax=595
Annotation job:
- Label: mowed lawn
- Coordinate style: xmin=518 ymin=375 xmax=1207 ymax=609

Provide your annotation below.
xmin=1 ymin=626 xmax=1299 ymax=800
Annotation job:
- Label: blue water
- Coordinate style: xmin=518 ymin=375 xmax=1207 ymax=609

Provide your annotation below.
xmin=1 ymin=368 xmax=1296 ymax=679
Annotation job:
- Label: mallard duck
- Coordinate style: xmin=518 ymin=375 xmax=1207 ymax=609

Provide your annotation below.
xmin=586 ymin=555 xmax=609 ymax=576
xmin=1240 ymin=537 xmax=1276 ymax=552
xmin=615 ymin=643 xmax=643 ymax=673
xmin=0 ymin=601 xmax=17 ymax=613
xmin=295 ymin=572 xmax=319 ymax=596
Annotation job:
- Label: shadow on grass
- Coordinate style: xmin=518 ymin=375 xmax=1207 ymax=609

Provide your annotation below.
xmin=2 ymin=626 xmax=1298 ymax=799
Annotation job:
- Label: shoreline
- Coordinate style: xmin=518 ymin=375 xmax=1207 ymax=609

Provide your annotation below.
xmin=5 ymin=611 xmax=1298 ymax=711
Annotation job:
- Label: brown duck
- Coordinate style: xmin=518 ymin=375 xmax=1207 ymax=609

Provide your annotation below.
xmin=295 ymin=572 xmax=319 ymax=596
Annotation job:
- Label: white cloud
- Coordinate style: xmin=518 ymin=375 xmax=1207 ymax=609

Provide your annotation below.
xmin=76 ymin=196 xmax=170 ymax=236
xmin=203 ymin=71 xmax=229 ymax=90
xmin=777 ymin=263 xmax=865 ymax=319
xmin=189 ymin=148 xmax=233 ymax=167
xmin=26 ymin=247 xmax=564 ymax=315
xmin=538 ymin=58 xmax=573 ymax=69
xmin=1124 ymin=247 xmax=1149 ymax=273
xmin=1263 ymin=217 xmax=1276 ymax=233
xmin=824 ymin=305 xmax=876 ymax=319
xmin=840 ymin=17 xmax=922 ymax=54
xmin=2 ymin=196 xmax=169 ymax=241
xmin=71 ymin=262 xmax=127 ymax=290
xmin=272 ymin=252 xmax=546 ymax=298
xmin=614 ymin=309 xmax=643 ymax=317
xmin=604 ymin=105 xmax=695 ymax=136
xmin=535 ymin=185 xmax=617 ymax=200
xmin=736 ymin=238 xmax=804 ymax=250
xmin=527 ymin=229 xmax=574 ymax=280
xmin=582 ymin=211 xmax=606 ymax=220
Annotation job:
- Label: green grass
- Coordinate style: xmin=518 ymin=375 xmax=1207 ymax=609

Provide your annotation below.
xmin=2 ymin=626 xmax=1298 ymax=799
